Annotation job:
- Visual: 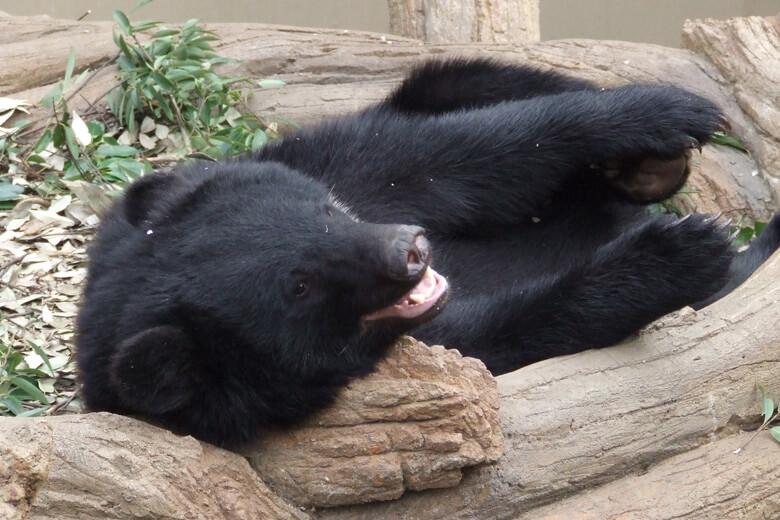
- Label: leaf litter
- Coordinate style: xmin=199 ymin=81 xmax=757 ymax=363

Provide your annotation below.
xmin=0 ymin=188 xmax=98 ymax=416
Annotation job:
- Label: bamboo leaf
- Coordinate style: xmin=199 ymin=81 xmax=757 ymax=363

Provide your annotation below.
xmin=257 ymin=79 xmax=286 ymax=89
xmin=63 ymin=47 xmax=77 ymax=89
xmin=758 ymin=385 xmax=774 ymax=424
xmin=10 ymin=376 xmax=50 ymax=405
xmin=112 ymin=9 xmax=132 ymax=36
xmin=27 ymin=341 xmax=55 ymax=377
xmin=129 ymin=0 xmax=155 ymax=14
xmin=70 ymin=111 xmax=93 ymax=147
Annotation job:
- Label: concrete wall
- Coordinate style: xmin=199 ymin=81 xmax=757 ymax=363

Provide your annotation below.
xmin=1 ymin=1 xmax=777 ymax=46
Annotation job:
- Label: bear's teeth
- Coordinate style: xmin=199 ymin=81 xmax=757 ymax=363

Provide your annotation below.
xmin=408 ymin=293 xmax=425 ymax=304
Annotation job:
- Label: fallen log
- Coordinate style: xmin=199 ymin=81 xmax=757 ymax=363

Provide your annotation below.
xmin=317 ymin=250 xmax=780 ymax=519
xmin=3 ymin=12 xmax=777 ymax=220
xmin=1 ymin=11 xmax=779 ymax=520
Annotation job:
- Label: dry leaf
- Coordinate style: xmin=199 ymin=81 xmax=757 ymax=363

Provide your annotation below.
xmin=62 ymin=180 xmax=114 ymax=216
xmin=24 ymin=352 xmax=45 ymax=370
xmin=28 ymin=209 xmax=76 ymax=228
xmin=118 ymin=129 xmax=137 ymax=145
xmin=140 ymin=116 xmax=156 ymax=133
xmin=0 ymin=97 xmax=31 ymax=112
xmin=70 ymin=111 xmax=92 ymax=147
xmin=155 ymin=124 xmax=170 ymax=139
xmin=139 ymin=132 xmax=157 ymax=150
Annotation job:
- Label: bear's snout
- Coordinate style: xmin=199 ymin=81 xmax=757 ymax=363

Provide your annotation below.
xmin=406 ymin=233 xmax=430 ymax=278
xmin=381 ymin=224 xmax=430 ymax=281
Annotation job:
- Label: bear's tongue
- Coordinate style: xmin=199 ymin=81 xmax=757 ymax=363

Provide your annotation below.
xmin=364 ymin=267 xmax=448 ymax=321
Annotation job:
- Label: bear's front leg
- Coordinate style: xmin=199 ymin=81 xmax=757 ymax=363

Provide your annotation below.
xmin=415 ymin=213 xmax=735 ymax=374
xmin=581 ymin=84 xmax=727 ymax=202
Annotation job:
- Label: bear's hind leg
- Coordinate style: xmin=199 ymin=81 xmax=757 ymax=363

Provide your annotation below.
xmin=415 ymin=213 xmax=734 ymax=374
xmin=384 ymin=58 xmax=596 ymax=115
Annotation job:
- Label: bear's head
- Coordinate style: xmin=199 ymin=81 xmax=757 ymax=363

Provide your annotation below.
xmin=77 ymin=160 xmax=448 ymax=446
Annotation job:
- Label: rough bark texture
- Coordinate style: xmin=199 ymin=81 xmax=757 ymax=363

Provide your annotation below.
xmin=682 ymin=15 xmax=780 ymax=201
xmin=3 ymin=12 xmax=777 ymax=219
xmin=246 ymin=338 xmax=501 ymax=508
xmin=0 ymin=413 xmax=310 ymax=520
xmin=1 ymin=339 xmax=499 ymax=519
xmin=317 ymin=251 xmax=780 ymax=519
xmin=4 ymin=254 xmax=779 ymax=520
xmin=387 ymin=0 xmax=540 ymax=43
xmin=524 ymin=433 xmax=780 ymax=520
xmin=1 ymin=11 xmax=780 ymax=520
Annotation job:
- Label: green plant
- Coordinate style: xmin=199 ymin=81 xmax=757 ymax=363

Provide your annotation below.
xmin=646 ymin=187 xmax=701 ymax=217
xmin=730 ymin=219 xmax=768 ymax=249
xmin=0 ymin=331 xmax=62 ymax=417
xmin=108 ymin=9 xmax=278 ymax=160
xmin=711 ymin=131 xmax=749 ymax=153
xmin=734 ymin=384 xmax=780 ymax=453
xmin=0 ymin=2 xmax=283 ymax=196
xmin=0 ymin=2 xmax=287 ymax=416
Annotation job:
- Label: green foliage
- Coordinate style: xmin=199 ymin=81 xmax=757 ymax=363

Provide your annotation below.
xmin=106 ymin=10 xmax=278 ymax=160
xmin=648 ymin=188 xmax=769 ymax=248
xmin=730 ymin=219 xmax=768 ymax=249
xmin=0 ymin=4 xmax=282 ymax=199
xmin=0 ymin=330 xmax=60 ymax=417
xmin=711 ymin=131 xmax=749 ymax=153
xmin=647 ymin=187 xmax=699 ymax=217
xmin=0 ymin=2 xmax=286 ymax=415
xmin=735 ymin=384 xmax=780 ymax=453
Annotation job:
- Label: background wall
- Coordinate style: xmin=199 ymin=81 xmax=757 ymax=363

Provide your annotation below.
xmin=0 ymin=0 xmax=777 ymax=46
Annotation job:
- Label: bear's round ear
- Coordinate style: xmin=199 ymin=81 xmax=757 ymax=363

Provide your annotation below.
xmin=109 ymin=325 xmax=196 ymax=415
xmin=121 ymin=172 xmax=184 ymax=227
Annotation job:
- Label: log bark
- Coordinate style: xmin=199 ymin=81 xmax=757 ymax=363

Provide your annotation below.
xmin=3 ymin=253 xmax=779 ymax=520
xmin=0 ymin=413 xmax=310 ymax=520
xmin=387 ymin=0 xmax=540 ymax=43
xmin=3 ymin=13 xmax=777 ymax=220
xmin=1 ymin=339 xmax=500 ymax=519
xmin=519 ymin=433 xmax=780 ymax=520
xmin=245 ymin=338 xmax=502 ymax=508
xmin=1 ymin=11 xmax=780 ymax=520
xmin=316 ymin=250 xmax=780 ymax=519
xmin=682 ymin=15 xmax=780 ymax=198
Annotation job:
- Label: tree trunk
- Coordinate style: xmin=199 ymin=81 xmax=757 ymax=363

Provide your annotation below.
xmin=316 ymin=250 xmax=780 ymax=519
xmin=1 ymin=12 xmax=780 ymax=520
xmin=3 ymin=252 xmax=779 ymax=520
xmin=387 ymin=0 xmax=540 ymax=43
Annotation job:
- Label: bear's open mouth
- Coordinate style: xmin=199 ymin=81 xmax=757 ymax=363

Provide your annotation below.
xmin=363 ymin=267 xmax=449 ymax=322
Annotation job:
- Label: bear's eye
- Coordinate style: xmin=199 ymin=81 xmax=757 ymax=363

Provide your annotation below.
xmin=293 ymin=280 xmax=309 ymax=297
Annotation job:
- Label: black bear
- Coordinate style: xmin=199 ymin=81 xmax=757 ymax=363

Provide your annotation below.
xmin=77 ymin=58 xmax=780 ymax=447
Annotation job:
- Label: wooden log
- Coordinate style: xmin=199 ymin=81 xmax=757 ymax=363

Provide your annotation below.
xmin=1 ymin=12 xmax=779 ymax=520
xmin=2 ymin=14 xmax=776 ymax=219
xmin=387 ymin=0 xmax=540 ymax=43
xmin=317 ymin=251 xmax=780 ymax=519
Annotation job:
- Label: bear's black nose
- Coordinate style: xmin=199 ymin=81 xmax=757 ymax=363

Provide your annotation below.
xmin=385 ymin=225 xmax=430 ymax=280
xmin=406 ymin=233 xmax=430 ymax=278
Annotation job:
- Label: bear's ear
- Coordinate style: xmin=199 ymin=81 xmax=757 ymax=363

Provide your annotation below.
xmin=109 ymin=325 xmax=197 ymax=415
xmin=121 ymin=172 xmax=183 ymax=227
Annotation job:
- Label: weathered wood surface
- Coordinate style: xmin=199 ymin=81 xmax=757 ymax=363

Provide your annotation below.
xmin=0 ymin=413 xmax=310 ymax=520
xmin=1 ymin=11 xmax=779 ymax=520
xmin=3 ymin=12 xmax=777 ymax=220
xmin=318 ymin=250 xmax=780 ymax=519
xmin=3 ymin=252 xmax=778 ymax=520
xmin=683 ymin=15 xmax=780 ymax=189
xmin=245 ymin=338 xmax=502 ymax=508
xmin=387 ymin=0 xmax=540 ymax=43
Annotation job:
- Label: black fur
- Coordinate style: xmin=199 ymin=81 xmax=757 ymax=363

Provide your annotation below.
xmin=77 ymin=58 xmax=780 ymax=447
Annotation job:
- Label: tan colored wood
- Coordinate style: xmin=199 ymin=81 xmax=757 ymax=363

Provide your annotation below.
xmin=387 ymin=0 xmax=539 ymax=43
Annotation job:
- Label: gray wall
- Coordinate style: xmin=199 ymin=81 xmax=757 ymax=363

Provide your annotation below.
xmin=1 ymin=1 xmax=778 ymax=46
